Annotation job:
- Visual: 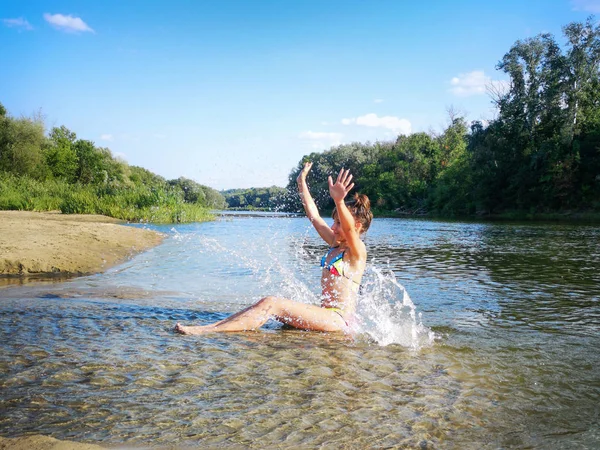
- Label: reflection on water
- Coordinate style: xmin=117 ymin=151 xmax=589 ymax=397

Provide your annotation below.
xmin=1 ymin=216 xmax=599 ymax=448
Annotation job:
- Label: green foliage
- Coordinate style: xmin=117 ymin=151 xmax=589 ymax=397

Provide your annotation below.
xmin=169 ymin=177 xmax=227 ymax=209
xmin=0 ymin=108 xmax=217 ymax=223
xmin=45 ymin=126 xmax=78 ymax=182
xmin=223 ymin=186 xmax=288 ymax=210
xmin=0 ymin=115 xmax=47 ymax=179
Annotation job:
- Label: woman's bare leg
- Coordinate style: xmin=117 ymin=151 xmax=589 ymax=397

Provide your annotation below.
xmin=175 ymin=296 xmax=346 ymax=335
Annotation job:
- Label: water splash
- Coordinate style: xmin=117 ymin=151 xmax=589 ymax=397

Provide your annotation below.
xmin=354 ymin=266 xmax=436 ymax=349
xmin=167 ymin=225 xmax=434 ymax=349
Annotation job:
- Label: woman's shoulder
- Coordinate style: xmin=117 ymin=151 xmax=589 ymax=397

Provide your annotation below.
xmin=344 ymin=240 xmax=367 ymax=262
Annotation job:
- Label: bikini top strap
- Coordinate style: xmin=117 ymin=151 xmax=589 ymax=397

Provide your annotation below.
xmin=321 ymin=246 xmax=338 ymax=267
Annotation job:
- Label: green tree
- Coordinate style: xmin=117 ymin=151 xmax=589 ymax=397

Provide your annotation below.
xmin=46 ymin=126 xmax=78 ymax=182
xmin=74 ymin=139 xmax=104 ymax=184
xmin=563 ymin=17 xmax=600 ymax=142
xmin=0 ymin=115 xmax=46 ymax=178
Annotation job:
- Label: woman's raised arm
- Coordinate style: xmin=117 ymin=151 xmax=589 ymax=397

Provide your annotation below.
xmin=328 ymin=168 xmax=365 ymax=259
xmin=297 ymin=162 xmax=335 ymax=245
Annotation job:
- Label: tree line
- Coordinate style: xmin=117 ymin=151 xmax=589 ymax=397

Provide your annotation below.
xmin=281 ymin=18 xmax=600 ymax=218
xmin=222 ymin=187 xmax=287 ymax=209
xmin=0 ymin=106 xmax=225 ymax=222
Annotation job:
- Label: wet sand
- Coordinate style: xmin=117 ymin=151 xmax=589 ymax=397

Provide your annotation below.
xmin=0 ymin=212 xmax=163 ymax=448
xmin=0 ymin=435 xmax=105 ymax=450
xmin=0 ymin=211 xmax=164 ymax=277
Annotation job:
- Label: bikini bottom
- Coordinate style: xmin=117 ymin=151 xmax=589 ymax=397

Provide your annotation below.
xmin=324 ymin=307 xmax=350 ymax=328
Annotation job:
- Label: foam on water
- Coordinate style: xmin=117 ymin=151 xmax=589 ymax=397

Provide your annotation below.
xmin=354 ymin=266 xmax=436 ymax=348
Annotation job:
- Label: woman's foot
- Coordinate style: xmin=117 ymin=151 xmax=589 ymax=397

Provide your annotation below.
xmin=175 ymin=323 xmax=214 ymax=335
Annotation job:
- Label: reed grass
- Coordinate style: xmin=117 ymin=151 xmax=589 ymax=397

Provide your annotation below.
xmin=0 ymin=174 xmax=214 ymax=223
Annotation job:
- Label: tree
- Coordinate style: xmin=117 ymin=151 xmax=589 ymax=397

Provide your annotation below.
xmin=46 ymin=126 xmax=78 ymax=182
xmin=0 ymin=115 xmax=46 ymax=178
xmin=563 ymin=17 xmax=600 ymax=142
xmin=74 ymin=139 xmax=104 ymax=184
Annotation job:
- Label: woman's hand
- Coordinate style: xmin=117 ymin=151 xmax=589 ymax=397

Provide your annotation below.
xmin=296 ymin=161 xmax=313 ymax=185
xmin=328 ymin=168 xmax=355 ymax=203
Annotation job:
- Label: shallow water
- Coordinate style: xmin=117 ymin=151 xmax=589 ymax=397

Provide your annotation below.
xmin=1 ymin=214 xmax=599 ymax=448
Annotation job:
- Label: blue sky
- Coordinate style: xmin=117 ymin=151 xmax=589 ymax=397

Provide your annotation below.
xmin=1 ymin=0 xmax=599 ymax=189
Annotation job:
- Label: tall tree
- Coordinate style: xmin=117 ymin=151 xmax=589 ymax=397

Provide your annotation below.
xmin=46 ymin=126 xmax=78 ymax=182
xmin=0 ymin=116 xmax=46 ymax=178
xmin=563 ymin=17 xmax=600 ymax=142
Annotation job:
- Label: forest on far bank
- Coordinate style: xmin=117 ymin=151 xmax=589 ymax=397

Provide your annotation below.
xmin=281 ymin=18 xmax=600 ymax=219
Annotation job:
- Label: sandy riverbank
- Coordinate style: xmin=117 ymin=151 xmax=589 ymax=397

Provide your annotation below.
xmin=0 ymin=435 xmax=105 ymax=450
xmin=0 ymin=211 xmax=164 ymax=277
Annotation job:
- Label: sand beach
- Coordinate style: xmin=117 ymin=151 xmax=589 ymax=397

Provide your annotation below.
xmin=0 ymin=211 xmax=165 ymax=449
xmin=0 ymin=211 xmax=164 ymax=278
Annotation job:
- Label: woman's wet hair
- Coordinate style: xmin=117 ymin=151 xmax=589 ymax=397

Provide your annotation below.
xmin=332 ymin=193 xmax=373 ymax=233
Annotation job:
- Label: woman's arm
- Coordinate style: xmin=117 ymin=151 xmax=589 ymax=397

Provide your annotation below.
xmin=328 ymin=169 xmax=365 ymax=258
xmin=297 ymin=162 xmax=335 ymax=245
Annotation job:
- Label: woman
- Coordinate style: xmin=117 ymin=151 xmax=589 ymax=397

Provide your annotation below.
xmin=175 ymin=162 xmax=372 ymax=334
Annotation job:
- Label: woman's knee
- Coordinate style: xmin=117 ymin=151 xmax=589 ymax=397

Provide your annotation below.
xmin=257 ymin=296 xmax=279 ymax=308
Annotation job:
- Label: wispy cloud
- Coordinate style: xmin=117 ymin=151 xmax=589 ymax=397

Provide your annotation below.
xmin=298 ymin=131 xmax=343 ymax=149
xmin=571 ymin=0 xmax=600 ymax=13
xmin=100 ymin=134 xmax=113 ymax=141
xmin=342 ymin=113 xmax=411 ymax=135
xmin=449 ymin=70 xmax=488 ymax=96
xmin=2 ymin=17 xmax=33 ymax=31
xmin=449 ymin=70 xmax=509 ymax=97
xmin=43 ymin=13 xmax=94 ymax=33
xmin=373 ymin=99 xmax=384 ymax=103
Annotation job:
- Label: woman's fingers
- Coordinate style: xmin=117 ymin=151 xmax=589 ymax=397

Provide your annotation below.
xmin=336 ymin=169 xmax=353 ymax=187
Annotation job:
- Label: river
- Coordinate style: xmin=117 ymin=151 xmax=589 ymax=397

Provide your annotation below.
xmin=1 ymin=213 xmax=599 ymax=448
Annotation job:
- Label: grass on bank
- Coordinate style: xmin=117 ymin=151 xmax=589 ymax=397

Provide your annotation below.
xmin=0 ymin=174 xmax=214 ymax=223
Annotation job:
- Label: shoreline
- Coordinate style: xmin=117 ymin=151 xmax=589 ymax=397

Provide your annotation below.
xmin=0 ymin=211 xmax=164 ymax=279
xmin=0 ymin=436 xmax=106 ymax=450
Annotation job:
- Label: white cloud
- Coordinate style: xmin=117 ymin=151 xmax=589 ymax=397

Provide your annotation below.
xmin=571 ymin=0 xmax=600 ymax=13
xmin=100 ymin=134 xmax=113 ymax=141
xmin=298 ymin=131 xmax=343 ymax=149
xmin=342 ymin=113 xmax=412 ymax=135
xmin=449 ymin=70 xmax=488 ymax=96
xmin=2 ymin=17 xmax=33 ymax=30
xmin=43 ymin=13 xmax=94 ymax=33
xmin=373 ymin=98 xmax=384 ymax=103
xmin=449 ymin=70 xmax=509 ymax=97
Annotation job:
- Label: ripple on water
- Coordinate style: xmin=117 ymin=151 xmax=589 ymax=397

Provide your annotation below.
xmin=1 ymin=218 xmax=600 ymax=448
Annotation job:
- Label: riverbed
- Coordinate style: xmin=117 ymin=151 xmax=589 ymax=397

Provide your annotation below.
xmin=1 ymin=214 xmax=598 ymax=448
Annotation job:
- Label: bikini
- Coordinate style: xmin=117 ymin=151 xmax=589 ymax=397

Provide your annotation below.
xmin=321 ymin=246 xmax=361 ymax=327
xmin=320 ymin=246 xmax=361 ymax=289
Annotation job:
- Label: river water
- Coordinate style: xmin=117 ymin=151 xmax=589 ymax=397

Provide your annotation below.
xmin=1 ymin=213 xmax=599 ymax=449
